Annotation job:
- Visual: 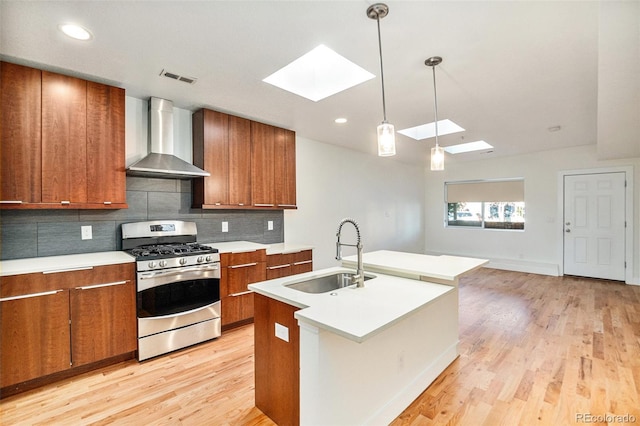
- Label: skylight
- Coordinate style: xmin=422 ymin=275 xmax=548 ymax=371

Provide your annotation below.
xmin=397 ymin=119 xmax=465 ymax=140
xmin=262 ymin=45 xmax=375 ymax=102
xmin=444 ymin=140 xmax=494 ymax=154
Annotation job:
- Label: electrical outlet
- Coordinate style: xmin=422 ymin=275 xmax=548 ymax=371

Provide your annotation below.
xmin=268 ymin=220 xmax=274 ymax=231
xmin=222 ymin=221 xmax=228 ymax=233
xmin=81 ymin=225 xmax=92 ymax=240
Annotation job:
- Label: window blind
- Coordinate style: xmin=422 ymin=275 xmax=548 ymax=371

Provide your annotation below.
xmin=446 ymin=179 xmax=524 ymax=202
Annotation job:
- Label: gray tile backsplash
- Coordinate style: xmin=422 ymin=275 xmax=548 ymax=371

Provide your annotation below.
xmin=0 ymin=177 xmax=284 ymax=260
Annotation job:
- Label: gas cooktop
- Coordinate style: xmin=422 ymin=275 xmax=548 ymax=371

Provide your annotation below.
xmin=126 ymin=242 xmax=218 ymax=261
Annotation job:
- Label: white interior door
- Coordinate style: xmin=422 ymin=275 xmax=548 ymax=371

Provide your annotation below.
xmin=563 ymin=172 xmax=626 ymax=280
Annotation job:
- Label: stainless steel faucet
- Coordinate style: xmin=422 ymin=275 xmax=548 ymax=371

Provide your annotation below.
xmin=335 ymin=218 xmax=365 ymax=288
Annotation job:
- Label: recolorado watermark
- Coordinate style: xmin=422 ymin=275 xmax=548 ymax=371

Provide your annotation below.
xmin=576 ymin=413 xmax=637 ymax=423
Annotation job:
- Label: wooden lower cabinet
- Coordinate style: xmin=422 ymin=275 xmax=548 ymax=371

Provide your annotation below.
xmin=220 ymin=250 xmax=266 ymax=330
xmin=267 ymin=250 xmax=313 ymax=280
xmin=254 ymin=293 xmax=300 ymax=426
xmin=0 ymin=263 xmax=136 ymax=390
xmin=0 ymin=289 xmax=71 ymax=387
xmin=70 ymin=279 xmax=136 ymax=367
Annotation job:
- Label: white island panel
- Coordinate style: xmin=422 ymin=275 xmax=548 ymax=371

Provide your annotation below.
xmin=299 ymin=288 xmax=459 ymax=425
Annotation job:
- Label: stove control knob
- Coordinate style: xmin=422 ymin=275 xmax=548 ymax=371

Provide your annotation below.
xmin=180 ymin=258 xmax=188 ymax=265
xmin=159 ymin=260 xmax=167 ymax=268
xmin=205 ymin=255 xmax=212 ymax=262
xmin=197 ymin=256 xmax=204 ymax=263
xmin=148 ymin=261 xmax=156 ymax=269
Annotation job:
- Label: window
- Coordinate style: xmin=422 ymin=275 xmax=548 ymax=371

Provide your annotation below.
xmin=446 ymin=179 xmax=525 ymax=230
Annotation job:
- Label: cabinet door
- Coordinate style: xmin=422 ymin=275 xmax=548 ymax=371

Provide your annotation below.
xmin=86 ymin=82 xmax=126 ymax=206
xmin=274 ymin=127 xmax=297 ymax=208
xmin=251 ymin=121 xmax=276 ymax=207
xmin=222 ymin=293 xmax=255 ymax=327
xmin=1 ymin=289 xmax=70 ymax=387
xmin=70 ymin=278 xmax=136 ymax=367
xmin=0 ymin=62 xmax=42 ymax=204
xmin=41 ymin=71 xmax=87 ymax=204
xmin=194 ymin=109 xmax=229 ymax=206
xmin=228 ymin=115 xmax=252 ymax=206
xmin=254 ymin=293 xmax=300 ymax=426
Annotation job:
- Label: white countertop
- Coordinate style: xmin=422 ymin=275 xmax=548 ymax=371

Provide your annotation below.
xmin=200 ymin=241 xmax=313 ymax=255
xmin=201 ymin=241 xmax=269 ymax=254
xmin=266 ymin=243 xmax=314 ymax=255
xmin=342 ymin=250 xmax=488 ymax=283
xmin=0 ymin=251 xmax=135 ymax=277
xmin=249 ymin=266 xmax=454 ymax=343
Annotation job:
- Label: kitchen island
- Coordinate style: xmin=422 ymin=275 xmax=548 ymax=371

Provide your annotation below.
xmin=249 ymin=251 xmax=487 ymax=426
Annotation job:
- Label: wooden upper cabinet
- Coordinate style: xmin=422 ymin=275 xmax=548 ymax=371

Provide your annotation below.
xmin=192 ymin=109 xmax=252 ymax=208
xmin=274 ymin=127 xmax=296 ymax=208
xmin=0 ymin=62 xmax=42 ymax=204
xmin=86 ymin=82 xmax=127 ymax=207
xmin=0 ymin=61 xmax=127 ymax=210
xmin=251 ymin=121 xmax=276 ymax=207
xmin=228 ymin=115 xmax=252 ymax=205
xmin=41 ymin=71 xmax=87 ymax=204
xmin=192 ymin=107 xmax=296 ymax=210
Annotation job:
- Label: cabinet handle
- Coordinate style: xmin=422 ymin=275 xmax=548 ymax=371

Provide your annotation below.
xmin=238 ymin=203 xmax=244 ymax=206
xmin=229 ymin=290 xmax=253 ymax=297
xmin=267 ymin=264 xmax=290 ymax=270
xmin=293 ymin=260 xmax=313 ymax=266
xmin=1 ymin=289 xmax=64 ymax=302
xmin=254 ymin=203 xmax=274 ymax=207
xmin=229 ymin=262 xmax=258 ymax=269
xmin=76 ymin=280 xmax=129 ymax=290
xmin=61 ymin=200 xmax=71 ymax=205
xmin=43 ymin=266 xmax=94 ymax=274
xmin=278 ymin=204 xmax=297 ymax=208
xmin=215 ymin=202 xmax=221 ymax=206
xmin=103 ymin=201 xmax=112 ymax=205
xmin=0 ymin=200 xmax=23 ymax=204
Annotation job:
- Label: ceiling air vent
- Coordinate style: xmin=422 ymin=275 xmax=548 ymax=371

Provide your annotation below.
xmin=160 ymin=69 xmax=197 ymax=85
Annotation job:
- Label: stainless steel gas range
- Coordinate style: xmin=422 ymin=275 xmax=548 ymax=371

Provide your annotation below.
xmin=121 ymin=220 xmax=221 ymax=361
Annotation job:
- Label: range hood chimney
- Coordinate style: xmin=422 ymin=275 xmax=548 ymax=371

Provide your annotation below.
xmin=126 ymin=97 xmax=210 ymax=179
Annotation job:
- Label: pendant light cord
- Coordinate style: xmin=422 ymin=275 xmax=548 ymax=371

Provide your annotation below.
xmin=376 ymin=16 xmax=388 ymax=123
xmin=432 ymin=64 xmax=439 ymax=146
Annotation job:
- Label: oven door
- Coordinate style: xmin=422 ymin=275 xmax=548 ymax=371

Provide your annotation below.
xmin=136 ymin=264 xmax=220 ymax=337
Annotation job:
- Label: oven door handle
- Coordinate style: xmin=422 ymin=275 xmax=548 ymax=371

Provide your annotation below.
xmin=139 ymin=264 xmax=219 ymax=280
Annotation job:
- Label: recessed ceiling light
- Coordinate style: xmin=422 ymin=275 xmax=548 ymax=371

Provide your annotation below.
xmin=335 ymin=118 xmax=348 ymax=124
xmin=397 ymin=119 xmax=465 ymax=140
xmin=263 ymin=45 xmax=374 ymax=102
xmin=444 ymin=140 xmax=494 ymax=154
xmin=59 ymin=24 xmax=93 ymax=41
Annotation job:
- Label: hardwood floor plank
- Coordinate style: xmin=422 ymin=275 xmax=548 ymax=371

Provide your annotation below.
xmin=2 ymin=269 xmax=639 ymax=425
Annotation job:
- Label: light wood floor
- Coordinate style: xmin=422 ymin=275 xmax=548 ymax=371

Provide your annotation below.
xmin=1 ymin=269 xmax=639 ymax=425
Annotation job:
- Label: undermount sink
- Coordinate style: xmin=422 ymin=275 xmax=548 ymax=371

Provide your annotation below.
xmin=285 ymin=272 xmax=375 ymax=294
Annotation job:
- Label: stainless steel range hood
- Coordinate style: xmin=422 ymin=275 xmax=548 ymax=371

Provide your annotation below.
xmin=127 ymin=97 xmax=210 ymax=179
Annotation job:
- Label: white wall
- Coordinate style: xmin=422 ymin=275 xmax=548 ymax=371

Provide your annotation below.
xmin=424 ymin=144 xmax=640 ymax=283
xmin=284 ymin=137 xmax=426 ymax=270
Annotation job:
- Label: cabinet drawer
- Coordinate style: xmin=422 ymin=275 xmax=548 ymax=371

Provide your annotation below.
xmin=1 ymin=264 xmax=135 ymax=298
xmin=267 ymin=253 xmax=294 ymax=267
xmin=221 ymin=249 xmax=266 ymax=267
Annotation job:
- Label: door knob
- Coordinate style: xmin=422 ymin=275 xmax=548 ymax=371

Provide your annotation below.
xmin=565 ymin=229 xmax=571 ymax=233
xmin=565 ymin=222 xmax=571 ymax=226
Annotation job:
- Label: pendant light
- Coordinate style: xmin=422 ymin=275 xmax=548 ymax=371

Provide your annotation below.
xmin=367 ymin=3 xmax=395 ymax=157
xmin=426 ymin=56 xmax=444 ymax=170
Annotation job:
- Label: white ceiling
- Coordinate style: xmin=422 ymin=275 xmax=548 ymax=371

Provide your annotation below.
xmin=0 ymin=1 xmax=625 ymax=166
